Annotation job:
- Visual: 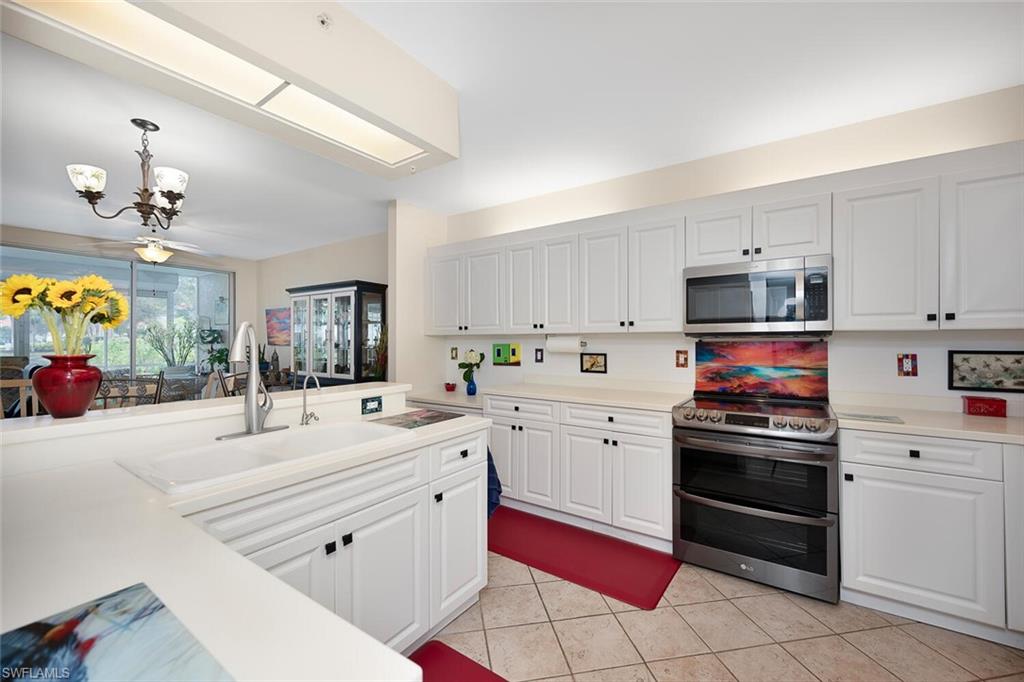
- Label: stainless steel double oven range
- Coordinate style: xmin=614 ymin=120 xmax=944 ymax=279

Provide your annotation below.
xmin=672 ymin=397 xmax=839 ymax=602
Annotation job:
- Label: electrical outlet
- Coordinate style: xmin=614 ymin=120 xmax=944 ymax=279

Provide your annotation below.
xmin=897 ymin=353 xmax=918 ymax=377
xmin=361 ymin=396 xmax=382 ymax=414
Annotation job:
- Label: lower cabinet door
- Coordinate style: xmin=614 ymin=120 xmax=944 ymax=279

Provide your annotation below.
xmin=518 ymin=421 xmax=560 ymax=509
xmin=1006 ymin=447 xmax=1024 ymax=632
xmin=489 ymin=417 xmax=517 ymax=500
xmin=841 ymin=462 xmax=1006 ymax=626
xmin=430 ymin=463 xmax=488 ymax=626
xmin=247 ymin=523 xmax=336 ymax=613
xmin=612 ymin=433 xmax=672 ymax=539
xmin=335 ymin=487 xmax=430 ymax=651
xmin=560 ymin=426 xmax=612 ymax=523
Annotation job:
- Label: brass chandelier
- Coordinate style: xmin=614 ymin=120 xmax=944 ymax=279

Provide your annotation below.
xmin=66 ymin=118 xmax=189 ymax=231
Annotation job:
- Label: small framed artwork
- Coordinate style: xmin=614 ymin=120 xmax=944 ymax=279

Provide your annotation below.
xmin=675 ymin=350 xmax=688 ymax=368
xmin=534 ymin=348 xmax=544 ymax=363
xmin=450 ymin=347 xmax=459 ymax=361
xmin=580 ymin=352 xmax=607 ymax=374
xmin=265 ymin=307 xmax=291 ymax=346
xmin=948 ymin=350 xmax=1024 ymax=393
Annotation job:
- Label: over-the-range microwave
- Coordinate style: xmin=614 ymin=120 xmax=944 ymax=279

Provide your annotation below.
xmin=683 ymin=255 xmax=832 ymax=335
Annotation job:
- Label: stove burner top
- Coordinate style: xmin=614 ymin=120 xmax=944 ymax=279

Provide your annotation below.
xmin=673 ymin=394 xmax=837 ymax=441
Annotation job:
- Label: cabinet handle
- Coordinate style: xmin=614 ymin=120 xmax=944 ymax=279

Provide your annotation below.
xmin=926 ymin=314 xmax=937 ymax=321
xmin=460 ymin=448 xmax=469 ymax=458
xmin=945 ymin=313 xmax=955 ymax=321
xmin=619 ymin=321 xmax=625 ymax=327
xmin=742 ymin=248 xmax=750 ymax=256
xmin=754 ymin=247 xmax=762 ymax=255
xmin=612 ymin=440 xmax=618 ymax=447
xmin=325 ymin=541 xmax=337 ymax=555
xmin=909 ymin=449 xmax=920 ymax=458
xmin=341 ymin=533 xmax=353 ymax=546
xmin=434 ymin=492 xmax=444 ymax=503
xmin=844 ymin=473 xmax=854 ymax=481
xmin=603 ymin=438 xmax=609 ymax=445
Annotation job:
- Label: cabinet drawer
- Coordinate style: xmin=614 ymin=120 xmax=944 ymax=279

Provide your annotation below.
xmin=431 ymin=431 xmax=486 ymax=479
xmin=561 ymin=402 xmax=671 ymax=438
xmin=483 ymin=395 xmax=558 ymax=422
xmin=839 ymin=430 xmax=1002 ymax=481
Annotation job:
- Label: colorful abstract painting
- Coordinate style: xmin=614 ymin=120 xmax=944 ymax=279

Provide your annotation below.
xmin=0 ymin=583 xmax=232 ymax=681
xmin=695 ymin=340 xmax=828 ymax=399
xmin=265 ymin=307 xmax=291 ymax=346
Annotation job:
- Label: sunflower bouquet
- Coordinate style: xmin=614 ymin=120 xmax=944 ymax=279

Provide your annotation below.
xmin=0 ymin=273 xmax=129 ymax=355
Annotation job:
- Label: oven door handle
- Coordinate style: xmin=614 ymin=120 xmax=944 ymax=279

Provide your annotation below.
xmin=674 ymin=489 xmax=836 ymax=528
xmin=674 ymin=434 xmax=835 ymax=463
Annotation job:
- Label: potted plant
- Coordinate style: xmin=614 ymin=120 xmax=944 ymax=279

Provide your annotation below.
xmin=142 ymin=318 xmax=199 ymax=377
xmin=458 ymin=349 xmax=483 ymax=396
xmin=0 ymin=273 xmax=129 ymax=417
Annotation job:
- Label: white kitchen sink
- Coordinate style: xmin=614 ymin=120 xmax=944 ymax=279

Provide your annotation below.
xmin=118 ymin=421 xmax=414 ymax=495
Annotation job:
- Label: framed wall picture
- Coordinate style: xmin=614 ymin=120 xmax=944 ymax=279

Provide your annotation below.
xmin=948 ymin=350 xmax=1024 ymax=393
xmin=580 ymin=352 xmax=607 ymax=374
xmin=265 ymin=307 xmax=291 ymax=346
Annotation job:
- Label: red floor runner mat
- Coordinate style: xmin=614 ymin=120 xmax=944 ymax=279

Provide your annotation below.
xmin=409 ymin=641 xmax=506 ymax=682
xmin=488 ymin=506 xmax=680 ymax=609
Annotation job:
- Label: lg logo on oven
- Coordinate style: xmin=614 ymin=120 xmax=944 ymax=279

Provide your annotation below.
xmin=738 ymin=563 xmax=756 ymax=573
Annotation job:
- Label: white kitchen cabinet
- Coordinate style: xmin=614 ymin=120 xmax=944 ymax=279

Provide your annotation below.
xmin=427 ymin=254 xmax=462 ymax=335
xmin=833 ymin=178 xmax=940 ymax=331
xmin=335 ymin=487 xmax=430 ymax=651
xmin=841 ymin=461 xmax=1006 ymax=626
xmin=1006 ymin=447 xmax=1024 ymax=632
xmin=505 ymin=235 xmax=579 ymax=334
xmin=612 ymin=432 xmax=672 ymax=540
xmin=506 ymin=241 xmax=540 ymax=334
xmin=628 ymin=219 xmax=684 ymax=332
xmin=580 ymin=227 xmax=629 ymax=332
xmin=463 ymin=247 xmax=505 ymax=334
xmin=560 ymin=426 xmax=613 ymax=524
xmin=248 ymin=523 xmax=335 ymax=613
xmin=488 ymin=417 xmax=517 ymax=500
xmin=430 ymin=464 xmax=488 ymax=626
xmin=518 ymin=421 xmax=560 ymax=509
xmin=684 ymin=207 xmax=752 ymax=267
xmin=752 ymin=194 xmax=831 ymax=260
xmin=940 ymin=166 xmax=1024 ymax=330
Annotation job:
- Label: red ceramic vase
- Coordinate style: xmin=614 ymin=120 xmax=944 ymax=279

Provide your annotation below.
xmin=32 ymin=355 xmax=102 ymax=418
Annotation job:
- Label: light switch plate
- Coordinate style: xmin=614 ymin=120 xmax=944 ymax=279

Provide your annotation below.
xmin=897 ymin=353 xmax=918 ymax=377
xmin=675 ymin=350 xmax=689 ymax=368
xmin=361 ymin=396 xmax=382 ymax=414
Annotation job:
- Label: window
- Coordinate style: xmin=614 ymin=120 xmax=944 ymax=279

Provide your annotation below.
xmin=0 ymin=245 xmax=232 ymax=380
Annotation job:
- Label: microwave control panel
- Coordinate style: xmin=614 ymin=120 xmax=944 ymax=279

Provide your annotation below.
xmin=805 ymin=269 xmax=829 ymax=321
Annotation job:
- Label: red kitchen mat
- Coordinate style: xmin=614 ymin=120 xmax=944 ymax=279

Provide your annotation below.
xmin=409 ymin=641 xmax=506 ymax=682
xmin=488 ymin=506 xmax=680 ymax=609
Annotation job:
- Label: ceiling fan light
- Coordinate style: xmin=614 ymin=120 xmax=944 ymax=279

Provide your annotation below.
xmin=135 ymin=243 xmax=173 ymax=263
xmin=154 ymin=166 xmax=189 ymax=193
xmin=66 ymin=164 xmax=107 ymax=192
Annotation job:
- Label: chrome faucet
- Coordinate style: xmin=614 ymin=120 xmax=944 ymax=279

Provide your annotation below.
xmin=217 ymin=321 xmax=288 ymax=440
xmin=301 ymin=374 xmax=321 ymax=426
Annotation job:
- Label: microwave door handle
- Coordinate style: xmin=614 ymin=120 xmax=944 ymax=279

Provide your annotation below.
xmin=675 ymin=434 xmax=836 ymax=462
xmin=795 ymin=267 xmax=806 ymax=323
xmin=674 ymin=489 xmax=836 ymax=528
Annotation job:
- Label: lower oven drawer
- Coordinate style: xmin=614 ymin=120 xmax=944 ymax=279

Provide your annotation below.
xmin=674 ymin=488 xmax=836 ymax=578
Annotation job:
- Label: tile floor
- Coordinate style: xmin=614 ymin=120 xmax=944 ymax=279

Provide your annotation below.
xmin=431 ymin=552 xmax=1024 ymax=682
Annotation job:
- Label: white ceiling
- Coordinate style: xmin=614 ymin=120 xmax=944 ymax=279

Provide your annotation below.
xmin=0 ymin=35 xmax=396 ymax=260
xmin=2 ymin=3 xmax=1021 ymax=260
xmin=344 ymin=1 xmax=1023 ymax=214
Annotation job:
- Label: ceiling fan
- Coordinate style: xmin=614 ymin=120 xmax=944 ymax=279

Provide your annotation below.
xmin=85 ymin=235 xmax=214 ymax=264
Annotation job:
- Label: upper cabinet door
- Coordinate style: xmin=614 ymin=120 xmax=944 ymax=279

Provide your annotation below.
xmin=426 ymin=254 xmax=462 ymax=335
xmin=752 ymin=194 xmax=832 ymax=260
xmin=580 ymin=227 xmax=629 ymax=332
xmin=833 ymin=178 xmax=940 ymax=331
xmin=463 ymin=248 xmax=505 ymax=334
xmin=506 ymin=242 xmax=540 ymax=334
xmin=684 ymin=207 xmax=752 ymax=267
xmin=940 ymin=166 xmax=1024 ymax=330
xmin=539 ymin=235 xmax=579 ymax=333
xmin=628 ymin=219 xmax=684 ymax=332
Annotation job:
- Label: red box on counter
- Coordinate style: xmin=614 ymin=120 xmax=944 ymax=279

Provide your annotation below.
xmin=962 ymin=396 xmax=1007 ymax=418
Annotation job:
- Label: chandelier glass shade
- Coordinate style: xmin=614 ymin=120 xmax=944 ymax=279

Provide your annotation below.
xmin=67 ymin=119 xmax=187 ymax=231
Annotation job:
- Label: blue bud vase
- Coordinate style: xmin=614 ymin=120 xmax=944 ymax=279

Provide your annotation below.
xmin=466 ymin=377 xmax=477 ymax=396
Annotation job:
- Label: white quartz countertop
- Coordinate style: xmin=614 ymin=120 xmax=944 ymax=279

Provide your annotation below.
xmin=1 ymin=412 xmax=490 ymax=681
xmin=835 ymin=404 xmax=1024 ymax=446
xmin=478 ymin=383 xmax=689 ymax=412
xmin=407 ymin=390 xmax=484 ymax=410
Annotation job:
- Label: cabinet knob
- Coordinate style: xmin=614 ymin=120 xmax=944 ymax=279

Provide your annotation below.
xmin=434 ymin=492 xmax=444 ymax=503
xmin=754 ymin=247 xmax=762 ymax=254
xmin=612 ymin=440 xmax=618 ymax=447
xmin=945 ymin=313 xmax=956 ymax=321
xmin=460 ymin=449 xmax=469 ymax=458
xmin=539 ymin=323 xmax=544 ymax=329
xmin=607 ymin=416 xmax=614 ymax=422
xmin=926 ymin=314 xmax=937 ymax=321
xmin=514 ymin=405 xmax=520 ymax=411
xmin=844 ymin=473 xmax=854 ymax=481
xmin=619 ymin=321 xmax=625 ymax=327
xmin=325 ymin=541 xmax=337 ymax=555
xmin=628 ymin=321 xmax=634 ymax=326
xmin=518 ymin=425 xmax=523 ymax=431
xmin=603 ymin=438 xmax=609 ymax=445
xmin=909 ymin=449 xmax=920 ymax=458
xmin=742 ymin=248 xmax=750 ymax=256
xmin=510 ymin=424 xmax=516 ymax=431
xmin=341 ymin=533 xmax=353 ymax=546
xmin=533 ymin=324 xmax=538 ymax=329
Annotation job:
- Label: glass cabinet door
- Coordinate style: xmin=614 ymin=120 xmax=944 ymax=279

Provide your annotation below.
xmin=360 ymin=291 xmax=385 ymax=380
xmin=291 ymin=297 xmax=309 ymax=374
xmin=332 ymin=292 xmax=354 ymax=379
xmin=310 ymin=294 xmax=331 ymax=376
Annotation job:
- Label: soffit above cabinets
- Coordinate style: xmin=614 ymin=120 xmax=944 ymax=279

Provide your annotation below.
xmin=2 ymin=0 xmax=460 ymax=179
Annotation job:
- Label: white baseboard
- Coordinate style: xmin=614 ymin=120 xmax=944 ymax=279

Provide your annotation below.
xmin=502 ymin=498 xmax=673 ymax=554
xmin=842 ymin=588 xmax=1024 ymax=649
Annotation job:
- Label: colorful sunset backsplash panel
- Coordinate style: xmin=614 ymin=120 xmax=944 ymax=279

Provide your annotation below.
xmin=695 ymin=340 xmax=829 ymax=399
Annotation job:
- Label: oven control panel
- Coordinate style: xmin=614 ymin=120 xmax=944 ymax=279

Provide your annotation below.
xmin=673 ymin=403 xmax=837 ymax=441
